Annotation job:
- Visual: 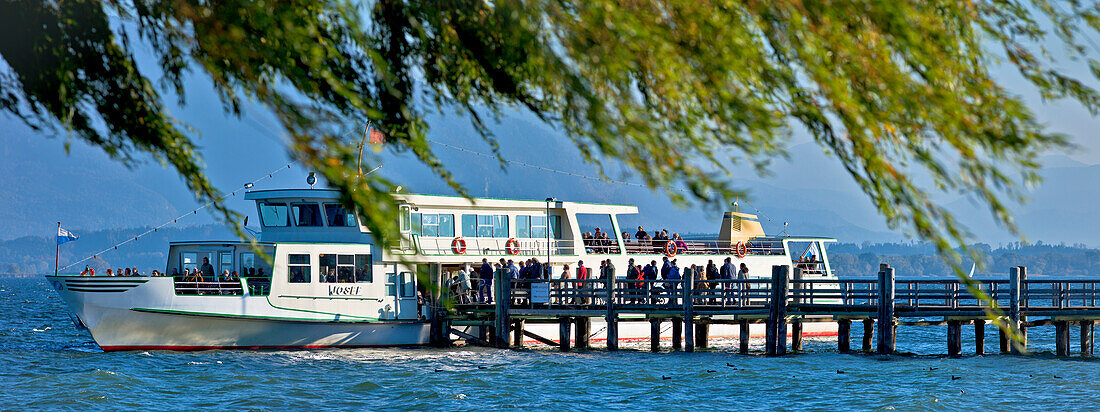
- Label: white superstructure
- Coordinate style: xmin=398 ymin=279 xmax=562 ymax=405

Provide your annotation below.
xmin=47 ymin=188 xmax=839 ymax=351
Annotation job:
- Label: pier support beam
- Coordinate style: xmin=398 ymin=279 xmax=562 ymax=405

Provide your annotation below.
xmin=672 ymin=318 xmax=683 ymax=351
xmin=947 ymin=320 xmax=962 ymax=357
xmin=838 ymin=319 xmax=852 ymax=353
xmin=513 ymin=319 xmax=525 ymax=348
xmin=574 ymin=317 xmax=591 ymax=350
xmin=739 ymin=319 xmax=750 ymax=354
xmin=766 ymin=265 xmax=790 ymax=356
xmin=1009 ymin=267 xmax=1026 ymax=354
xmin=974 ymin=319 xmax=985 ymax=356
xmin=558 ymin=317 xmax=572 ymax=352
xmin=999 ymin=328 xmax=1009 ymax=354
xmin=493 ymin=270 xmax=511 ymax=349
xmin=696 ymin=320 xmax=710 ymax=349
xmin=683 ymin=270 xmax=695 ymax=353
xmin=606 ymin=274 xmax=618 ymax=351
xmin=862 ymin=319 xmax=874 ymax=352
xmin=1082 ymin=321 xmax=1094 ymax=356
xmin=606 ymin=314 xmax=619 ymax=351
xmin=1056 ymin=321 xmax=1070 ymax=356
xmin=791 ymin=319 xmax=803 ymax=352
xmin=876 ymin=265 xmax=896 ymax=355
xmin=650 ymin=318 xmax=661 ymax=352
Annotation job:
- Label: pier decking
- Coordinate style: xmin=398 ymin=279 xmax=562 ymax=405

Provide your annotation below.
xmin=438 ymin=265 xmax=1100 ymax=356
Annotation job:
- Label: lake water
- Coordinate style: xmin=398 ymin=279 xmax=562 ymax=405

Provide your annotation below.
xmin=2 ymin=277 xmax=1095 ymax=410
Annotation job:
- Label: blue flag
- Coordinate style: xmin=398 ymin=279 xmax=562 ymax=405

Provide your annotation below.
xmin=57 ymin=226 xmax=78 ymax=245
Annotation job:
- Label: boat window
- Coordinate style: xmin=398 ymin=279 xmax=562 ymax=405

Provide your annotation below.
xmin=219 ymin=252 xmax=232 ymax=274
xmin=401 ymin=272 xmax=416 ymax=298
xmin=320 ymin=254 xmax=365 ymax=283
xmin=181 ymin=252 xmax=199 ymax=272
xmin=409 ymin=213 xmax=454 ymax=237
xmin=516 ymin=215 xmax=562 ymax=239
xmin=240 ymin=252 xmax=255 ymax=273
xmin=324 ymin=203 xmax=357 ymax=227
xmin=292 ymin=203 xmax=323 ymax=227
xmin=463 ymin=214 xmax=508 ymax=237
xmin=517 ymin=216 xmax=529 ymax=238
xmin=400 ymin=206 xmax=411 ymax=232
xmin=354 ymin=254 xmax=372 ymax=282
xmin=288 ymin=254 xmax=311 ymax=283
xmin=385 ymin=270 xmax=398 ymax=296
xmin=259 ymin=202 xmax=290 ymax=227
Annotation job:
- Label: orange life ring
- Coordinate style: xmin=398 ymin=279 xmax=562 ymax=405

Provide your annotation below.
xmin=451 ymin=237 xmax=467 ymax=255
xmin=735 ymin=241 xmax=747 ymax=258
xmin=505 ymin=238 xmax=520 ymax=255
xmin=664 ymin=240 xmax=678 ymax=257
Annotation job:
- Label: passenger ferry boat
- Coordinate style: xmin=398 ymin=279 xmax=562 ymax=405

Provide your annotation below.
xmin=47 ymin=187 xmax=839 ymax=351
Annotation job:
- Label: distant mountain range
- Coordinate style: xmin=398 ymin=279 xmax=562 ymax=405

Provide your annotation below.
xmin=1 ymin=112 xmax=1097 ymax=251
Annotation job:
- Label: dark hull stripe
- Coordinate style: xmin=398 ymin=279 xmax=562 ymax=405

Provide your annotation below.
xmin=66 ymin=288 xmax=132 ymax=292
xmin=99 ymin=344 xmax=427 ymax=352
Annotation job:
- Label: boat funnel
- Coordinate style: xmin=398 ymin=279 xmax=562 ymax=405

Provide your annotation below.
xmin=718 ymin=212 xmax=766 ymax=244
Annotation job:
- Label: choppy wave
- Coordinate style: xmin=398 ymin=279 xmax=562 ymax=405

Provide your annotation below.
xmin=3 ymin=277 xmax=1099 ymax=410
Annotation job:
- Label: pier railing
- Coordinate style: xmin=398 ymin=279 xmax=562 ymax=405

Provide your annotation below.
xmin=447 ymin=265 xmax=1100 ymax=356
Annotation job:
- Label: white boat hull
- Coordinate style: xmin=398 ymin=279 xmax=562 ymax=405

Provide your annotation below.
xmin=47 ymin=276 xmax=429 ymax=351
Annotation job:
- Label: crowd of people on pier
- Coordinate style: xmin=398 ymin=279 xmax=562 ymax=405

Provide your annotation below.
xmin=450 ymin=255 xmax=753 ymax=305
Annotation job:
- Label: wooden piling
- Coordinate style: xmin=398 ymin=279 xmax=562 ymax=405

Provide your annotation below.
xmin=999 ymin=328 xmax=1009 ymax=354
xmin=513 ymin=319 xmax=525 ymax=348
xmin=791 ymin=319 xmax=803 ymax=352
xmin=877 ymin=265 xmax=896 ymax=355
xmin=1056 ymin=321 xmax=1070 ymax=356
xmin=766 ymin=265 xmax=789 ymax=356
xmin=1009 ymin=267 xmax=1023 ymax=354
xmin=974 ymin=319 xmax=985 ymax=356
xmin=696 ymin=319 xmax=710 ymax=349
xmin=862 ymin=318 xmax=874 ymax=352
xmin=739 ymin=319 xmax=750 ymax=354
xmin=947 ymin=320 xmax=962 ymax=357
xmin=1082 ymin=321 xmax=1094 ymax=356
xmin=672 ymin=318 xmax=683 ymax=351
xmin=838 ymin=319 xmax=851 ymax=353
xmin=494 ymin=270 xmax=511 ymax=349
xmin=575 ymin=317 xmax=591 ymax=350
xmin=684 ymin=269 xmax=695 ymax=353
xmin=606 ymin=273 xmax=618 ymax=351
xmin=558 ymin=316 xmax=571 ymax=352
xmin=650 ymin=318 xmax=661 ymax=352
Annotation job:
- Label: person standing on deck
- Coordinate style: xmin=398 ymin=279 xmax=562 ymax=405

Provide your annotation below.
xmin=200 ymin=257 xmax=215 ymax=280
xmin=661 ymin=257 xmax=671 ymax=280
xmin=479 ymin=258 xmax=494 ymax=303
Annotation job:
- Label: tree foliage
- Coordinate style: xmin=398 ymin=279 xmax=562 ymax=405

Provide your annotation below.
xmin=1 ymin=0 xmax=1099 ymax=275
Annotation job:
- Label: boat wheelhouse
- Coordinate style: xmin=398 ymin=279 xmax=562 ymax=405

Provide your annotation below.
xmin=47 ymin=187 xmax=839 ymax=350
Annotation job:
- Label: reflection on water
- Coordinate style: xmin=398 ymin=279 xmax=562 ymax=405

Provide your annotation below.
xmin=2 ymin=278 xmax=1095 ymax=410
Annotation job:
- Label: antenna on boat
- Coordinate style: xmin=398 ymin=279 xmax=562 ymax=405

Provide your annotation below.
xmin=732 ymin=199 xmax=739 ymax=213
xmin=307 ymin=172 xmax=317 ymax=189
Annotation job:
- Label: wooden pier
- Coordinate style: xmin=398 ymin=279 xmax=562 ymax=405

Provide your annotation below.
xmin=438 ymin=265 xmax=1100 ymax=356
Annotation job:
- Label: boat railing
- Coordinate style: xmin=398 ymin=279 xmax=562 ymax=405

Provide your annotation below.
xmin=416 ymin=236 xmax=576 ymax=256
xmin=173 ymin=276 xmax=245 ymax=296
xmin=620 ymin=239 xmax=786 ymax=256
